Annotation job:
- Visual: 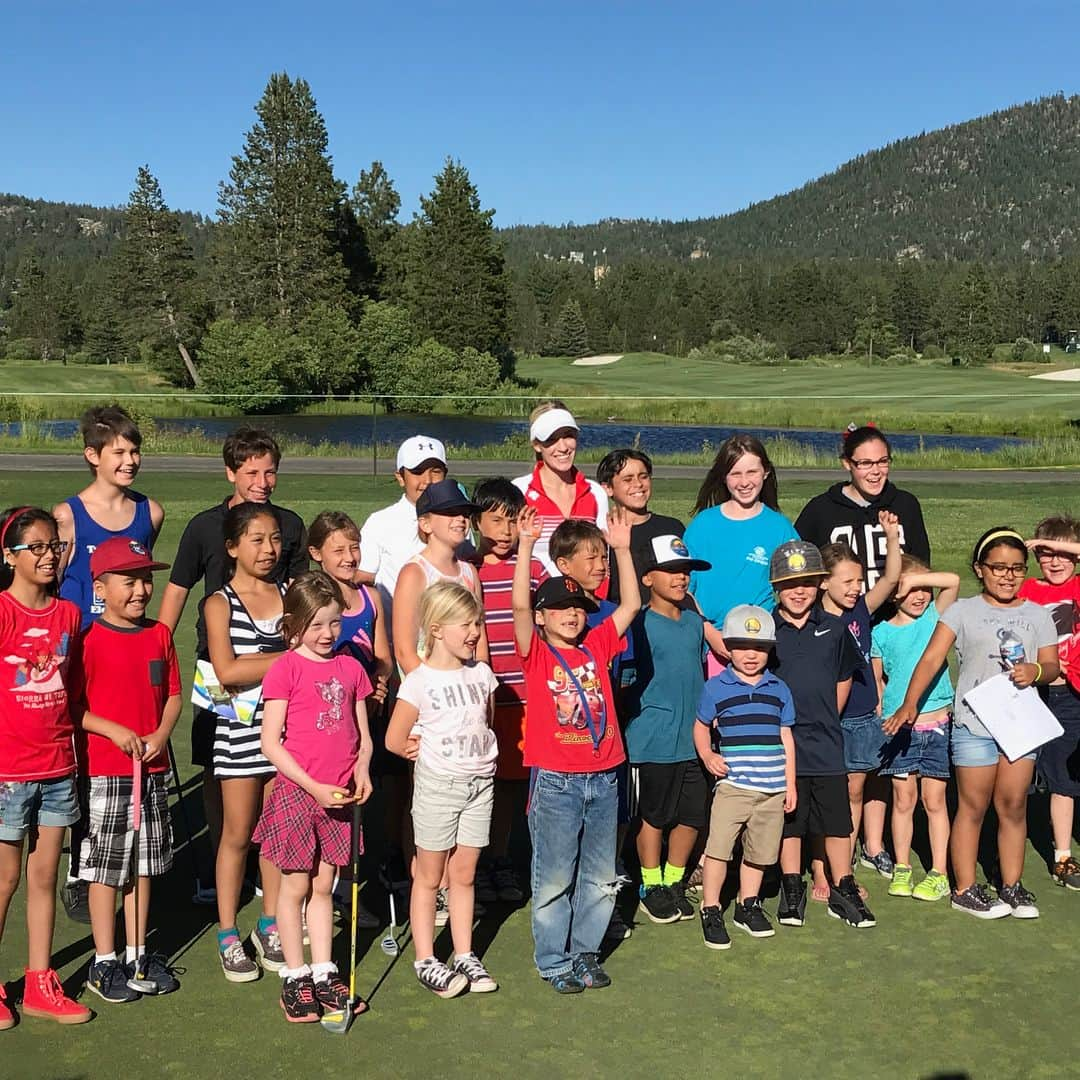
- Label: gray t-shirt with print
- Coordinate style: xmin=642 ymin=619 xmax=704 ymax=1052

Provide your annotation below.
xmin=941 ymin=596 xmax=1057 ymax=736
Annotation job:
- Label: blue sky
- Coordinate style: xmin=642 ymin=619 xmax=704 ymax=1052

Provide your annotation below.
xmin=3 ymin=2 xmax=1078 ymax=226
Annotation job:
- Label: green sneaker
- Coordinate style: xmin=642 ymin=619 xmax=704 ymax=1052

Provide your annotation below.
xmin=912 ymin=870 xmax=950 ymax=902
xmin=888 ymin=864 xmax=914 ymax=897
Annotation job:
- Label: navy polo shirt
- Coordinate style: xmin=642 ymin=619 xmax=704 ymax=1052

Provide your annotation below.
xmin=772 ymin=606 xmax=862 ymax=776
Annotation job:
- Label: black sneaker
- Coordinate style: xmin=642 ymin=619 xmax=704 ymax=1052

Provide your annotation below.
xmin=571 ymin=953 xmax=611 ymax=989
xmin=61 ymin=879 xmax=91 ymax=925
xmin=414 ymin=957 xmax=468 ymax=999
xmin=828 ymin=875 xmax=877 ymax=928
xmin=474 ymin=862 xmax=497 ymax=904
xmin=86 ymin=957 xmax=140 ymax=1003
xmin=313 ymin=971 xmax=352 ymax=1012
xmin=733 ymin=896 xmax=775 ymax=938
xmin=638 ymin=884 xmax=681 ymax=924
xmin=700 ymin=905 xmax=731 ymax=950
xmin=604 ymin=903 xmax=633 ymax=941
xmin=125 ymin=953 xmax=181 ymax=995
xmin=998 ymin=881 xmax=1039 ymax=919
xmin=669 ymin=879 xmax=696 ymax=920
xmin=777 ymin=874 xmax=807 ymax=927
xmin=280 ymin=974 xmax=321 ymax=1023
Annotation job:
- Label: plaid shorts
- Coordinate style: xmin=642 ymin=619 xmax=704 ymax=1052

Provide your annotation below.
xmin=252 ymin=776 xmax=357 ymax=872
xmin=78 ymin=772 xmax=173 ymax=887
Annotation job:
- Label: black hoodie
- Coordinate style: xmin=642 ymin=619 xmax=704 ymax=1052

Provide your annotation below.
xmin=794 ymin=481 xmax=930 ymax=589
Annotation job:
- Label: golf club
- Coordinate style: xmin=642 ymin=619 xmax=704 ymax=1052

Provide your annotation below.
xmin=166 ymin=740 xmax=216 ymax=905
xmin=380 ymin=884 xmax=401 ymax=957
xmin=321 ymin=801 xmax=363 ymax=1034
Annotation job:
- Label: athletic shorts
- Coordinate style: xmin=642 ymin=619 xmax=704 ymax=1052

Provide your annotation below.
xmin=78 ymin=773 xmax=173 ymax=886
xmin=252 ymin=776 xmax=355 ymax=871
xmin=493 ymin=702 xmax=528 ymax=781
xmin=411 ymin=762 xmax=493 ymax=852
xmin=1039 ymin=685 xmax=1080 ymax=797
xmin=782 ymin=774 xmax=852 ymax=839
xmin=705 ymin=784 xmax=785 ymax=864
xmin=191 ymin=706 xmax=216 ymax=769
xmin=630 ymin=760 xmax=709 ymax=830
xmin=0 ymin=775 xmax=79 ymax=842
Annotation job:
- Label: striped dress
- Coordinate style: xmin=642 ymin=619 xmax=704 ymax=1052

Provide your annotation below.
xmin=211 ymin=583 xmax=286 ymax=779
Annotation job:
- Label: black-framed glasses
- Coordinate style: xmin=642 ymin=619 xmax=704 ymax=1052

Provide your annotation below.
xmin=850 ymin=456 xmax=892 ymax=470
xmin=981 ymin=562 xmax=1026 ymax=577
xmin=8 ymin=540 xmax=69 ymax=557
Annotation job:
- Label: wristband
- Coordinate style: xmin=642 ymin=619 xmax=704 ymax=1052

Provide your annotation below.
xmin=1033 ymin=662 xmax=1043 ymax=684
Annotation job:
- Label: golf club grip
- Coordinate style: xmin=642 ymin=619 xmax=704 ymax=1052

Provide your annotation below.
xmin=132 ymin=753 xmax=143 ymax=832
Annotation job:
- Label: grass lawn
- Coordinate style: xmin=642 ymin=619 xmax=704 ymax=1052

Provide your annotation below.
xmin=2 ymin=468 xmax=1078 ymax=1079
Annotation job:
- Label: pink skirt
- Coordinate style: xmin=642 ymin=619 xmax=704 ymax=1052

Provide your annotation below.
xmin=252 ymin=776 xmax=358 ymax=871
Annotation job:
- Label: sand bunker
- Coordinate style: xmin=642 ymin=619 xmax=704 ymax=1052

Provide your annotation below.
xmin=1030 ymin=367 xmax=1080 ymax=381
xmin=571 ymin=353 xmax=624 ymax=366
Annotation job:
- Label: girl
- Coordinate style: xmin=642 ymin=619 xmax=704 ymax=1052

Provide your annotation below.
xmin=872 ymin=555 xmax=960 ymax=901
xmin=887 ymin=527 xmax=1059 ymax=919
xmin=0 ymin=507 xmax=90 ymax=1026
xmin=386 ymin=582 xmax=499 ymax=999
xmin=512 ymin=400 xmax=608 ymax=576
xmin=255 ymin=571 xmax=374 ymax=1023
xmin=204 ymin=503 xmax=287 ymax=981
xmin=815 ymin=517 xmax=901 ymax=899
xmin=796 ymin=424 xmax=931 ymax=591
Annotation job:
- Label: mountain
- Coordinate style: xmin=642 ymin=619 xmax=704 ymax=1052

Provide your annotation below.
xmin=499 ymin=94 xmax=1080 ymax=266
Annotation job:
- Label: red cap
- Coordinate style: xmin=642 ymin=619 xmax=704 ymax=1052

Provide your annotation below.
xmin=90 ymin=537 xmax=170 ymax=579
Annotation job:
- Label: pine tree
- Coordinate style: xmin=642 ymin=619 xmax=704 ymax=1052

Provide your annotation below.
xmin=351 ymin=160 xmax=401 ymax=296
xmin=547 ymin=298 xmax=589 ymax=356
xmin=216 ymin=72 xmax=348 ymax=324
xmin=9 ymin=255 xmax=80 ymax=362
xmin=119 ymin=165 xmax=202 ymax=385
xmin=82 ymin=289 xmax=126 ymax=365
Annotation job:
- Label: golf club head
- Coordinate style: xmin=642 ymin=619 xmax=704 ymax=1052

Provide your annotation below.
xmin=379 ymin=933 xmax=400 ymax=957
xmin=319 ymin=1002 xmax=356 ymax=1035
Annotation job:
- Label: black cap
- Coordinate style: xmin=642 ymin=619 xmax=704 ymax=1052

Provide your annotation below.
xmin=534 ymin=575 xmax=599 ymax=614
xmin=415 ymin=478 xmax=478 ymax=517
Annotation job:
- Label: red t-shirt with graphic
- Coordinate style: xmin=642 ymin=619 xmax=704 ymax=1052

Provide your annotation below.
xmin=0 ymin=592 xmax=82 ymax=782
xmin=519 ymin=618 xmax=625 ymax=773
xmin=1018 ymin=575 xmax=1080 ymax=692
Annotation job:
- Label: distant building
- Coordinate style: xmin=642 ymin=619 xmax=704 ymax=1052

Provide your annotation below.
xmin=689 ymin=248 xmax=707 ymax=260
xmin=568 ymin=251 xmax=585 ymax=264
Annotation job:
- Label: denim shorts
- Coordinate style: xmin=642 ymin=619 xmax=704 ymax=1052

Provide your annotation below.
xmin=951 ymin=723 xmax=1035 ymax=768
xmin=879 ymin=723 xmax=951 ymax=779
xmin=0 ymin=775 xmax=80 ymax=841
xmin=1039 ymin=684 xmax=1080 ymax=797
xmin=841 ymin=712 xmax=887 ymax=772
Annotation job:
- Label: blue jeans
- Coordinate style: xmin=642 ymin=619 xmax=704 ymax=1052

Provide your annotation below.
xmin=529 ymin=768 xmax=619 ymax=979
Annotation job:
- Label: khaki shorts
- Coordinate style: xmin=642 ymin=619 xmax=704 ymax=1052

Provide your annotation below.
xmin=411 ymin=762 xmax=494 ymax=852
xmin=704 ymin=784 xmax=785 ymax=865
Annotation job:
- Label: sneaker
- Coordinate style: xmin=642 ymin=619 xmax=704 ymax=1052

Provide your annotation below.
xmin=889 ymin=863 xmax=914 ymax=898
xmin=1052 ymin=854 xmax=1080 ymax=891
xmin=219 ymin=939 xmax=260 ymax=983
xmin=777 ymin=874 xmax=807 ymax=927
xmin=453 ymin=952 xmax=498 ymax=993
xmin=313 ymin=971 xmax=351 ymax=1013
xmin=60 ymin=879 xmax=92 ymax=924
xmin=280 ymin=974 xmax=321 ymax=1023
xmin=434 ymin=888 xmax=450 ymax=927
xmin=86 ymin=958 xmax=140 ymax=1004
xmin=0 ymin=983 xmax=14 ymax=1030
xmin=998 ymin=881 xmax=1040 ymax=919
xmin=638 ymin=883 xmax=681 ymax=924
xmin=700 ymin=904 xmax=732 ymax=950
xmin=604 ymin=904 xmax=633 ymax=941
xmin=547 ymin=970 xmax=585 ymax=994
xmin=912 ymin=870 xmax=950 ymax=902
xmin=474 ymin=864 xmax=497 ymax=904
xmin=22 ymin=968 xmax=92 ymax=1024
xmin=733 ymin=896 xmax=774 ymax=938
xmin=669 ymin=879 xmax=696 ymax=920
xmin=950 ymin=883 xmax=1011 ymax=920
xmin=125 ymin=953 xmax=181 ymax=995
xmin=250 ymin=923 xmax=285 ymax=972
xmin=828 ymin=875 xmax=877 ymax=928
xmin=859 ymin=846 xmax=895 ymax=878
xmin=571 ymin=953 xmax=611 ymax=989
xmin=414 ymin=957 xmax=468 ymax=999
xmin=492 ymin=857 xmax=524 ymax=902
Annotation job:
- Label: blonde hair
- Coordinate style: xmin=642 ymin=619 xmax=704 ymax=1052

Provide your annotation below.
xmin=282 ymin=570 xmax=345 ymax=646
xmin=418 ymin=581 xmax=483 ymax=654
xmin=530 ymin=398 xmax=571 ymax=459
xmin=900 ymin=552 xmax=930 ymax=575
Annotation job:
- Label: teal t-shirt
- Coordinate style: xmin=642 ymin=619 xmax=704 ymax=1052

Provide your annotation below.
xmin=684 ymin=504 xmax=798 ymax=627
xmin=623 ymin=607 xmax=706 ymax=763
xmin=871 ymin=606 xmax=954 ymax=718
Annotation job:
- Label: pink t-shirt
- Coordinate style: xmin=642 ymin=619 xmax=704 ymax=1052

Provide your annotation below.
xmin=262 ymin=650 xmax=373 ymax=788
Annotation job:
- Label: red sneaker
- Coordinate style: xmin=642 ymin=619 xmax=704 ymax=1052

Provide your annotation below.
xmin=22 ymin=968 xmax=91 ymax=1025
xmin=0 ymin=983 xmax=15 ymax=1030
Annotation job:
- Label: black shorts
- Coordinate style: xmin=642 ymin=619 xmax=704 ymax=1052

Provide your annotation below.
xmin=782 ymin=774 xmax=852 ymax=839
xmin=369 ymin=697 xmax=409 ymax=778
xmin=630 ymin=760 xmax=709 ymax=830
xmin=1039 ymin=685 xmax=1080 ymax=797
xmin=191 ymin=706 xmax=216 ymax=769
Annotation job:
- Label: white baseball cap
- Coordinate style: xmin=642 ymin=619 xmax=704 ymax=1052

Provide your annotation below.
xmin=396 ymin=435 xmax=447 ymax=472
xmin=644 ymin=534 xmax=711 ymax=573
xmin=721 ymin=604 xmax=777 ymax=646
xmin=530 ymin=408 xmax=580 ymax=444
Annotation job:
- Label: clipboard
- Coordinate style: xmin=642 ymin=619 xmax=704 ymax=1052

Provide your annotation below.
xmin=962 ymin=673 xmax=1064 ymax=762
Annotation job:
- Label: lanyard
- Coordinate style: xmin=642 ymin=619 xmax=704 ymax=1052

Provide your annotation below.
xmin=545 ymin=642 xmax=605 ymax=755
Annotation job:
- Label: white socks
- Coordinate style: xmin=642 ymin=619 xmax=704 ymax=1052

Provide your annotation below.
xmin=1055 ymin=849 xmax=1072 ymax=861
xmin=279 ymin=963 xmax=313 ymax=981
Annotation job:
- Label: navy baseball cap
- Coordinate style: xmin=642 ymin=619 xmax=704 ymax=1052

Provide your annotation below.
xmin=415 ymin=478 xmax=478 ymax=517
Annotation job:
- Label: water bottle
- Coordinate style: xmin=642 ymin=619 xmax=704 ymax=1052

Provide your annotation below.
xmin=997 ymin=628 xmax=1026 ymax=669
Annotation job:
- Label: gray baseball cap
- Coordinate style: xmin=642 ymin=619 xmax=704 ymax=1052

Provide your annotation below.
xmin=768 ymin=540 xmax=826 ymax=584
xmin=721 ymin=604 xmax=776 ymax=646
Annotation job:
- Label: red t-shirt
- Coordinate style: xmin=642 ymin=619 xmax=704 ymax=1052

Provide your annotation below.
xmin=1018 ymin=575 xmax=1080 ymax=692
xmin=75 ymin=619 xmax=181 ymax=777
xmin=0 ymin=592 xmax=82 ymax=782
xmin=519 ymin=618 xmax=626 ymax=773
xmin=478 ymin=552 xmax=546 ymax=707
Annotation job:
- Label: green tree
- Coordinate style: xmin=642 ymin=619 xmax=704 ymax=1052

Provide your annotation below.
xmin=9 ymin=255 xmax=80 ymax=362
xmin=294 ymin=301 xmax=364 ymax=395
xmin=82 ymin=291 xmax=126 ymax=365
xmin=216 ymin=72 xmax=347 ymax=324
xmin=391 ymin=338 xmax=501 ymax=413
xmin=853 ymin=298 xmax=899 ymax=363
xmin=355 ymin=301 xmax=418 ymax=407
xmin=197 ymin=319 xmax=292 ymax=411
xmin=351 ymin=160 xmax=401 ymax=297
xmin=547 ymin=298 xmax=589 ymax=356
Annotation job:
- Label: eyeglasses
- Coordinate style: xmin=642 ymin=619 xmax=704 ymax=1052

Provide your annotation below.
xmin=8 ymin=540 xmax=69 ymax=557
xmin=850 ymin=456 xmax=892 ymax=471
xmin=1033 ymin=547 xmax=1077 ymax=562
xmin=981 ymin=562 xmax=1026 ymax=577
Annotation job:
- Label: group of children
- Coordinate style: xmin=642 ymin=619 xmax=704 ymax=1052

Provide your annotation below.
xmin=1 ymin=401 xmax=1078 ymax=1030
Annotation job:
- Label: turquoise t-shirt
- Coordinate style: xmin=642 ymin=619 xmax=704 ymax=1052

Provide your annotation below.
xmin=871 ymin=606 xmax=954 ymax=717
xmin=684 ymin=504 xmax=798 ymax=627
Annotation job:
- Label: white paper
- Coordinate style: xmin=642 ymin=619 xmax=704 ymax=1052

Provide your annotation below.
xmin=962 ymin=673 xmax=1064 ymax=762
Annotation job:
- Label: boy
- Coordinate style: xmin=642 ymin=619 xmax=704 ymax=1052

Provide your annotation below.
xmin=623 ymin=536 xmax=711 ymax=925
xmin=512 ymin=505 xmax=639 ymax=993
xmin=54 ymin=405 xmax=164 ymax=922
xmin=768 ymin=540 xmax=871 ymax=929
xmin=1019 ymin=515 xmax=1080 ymax=890
xmin=471 ymin=478 xmax=546 ymax=904
xmin=74 ymin=537 xmax=181 ymax=1003
xmin=596 ymin=449 xmax=684 ymax=605
xmin=694 ymin=605 xmax=796 ymax=948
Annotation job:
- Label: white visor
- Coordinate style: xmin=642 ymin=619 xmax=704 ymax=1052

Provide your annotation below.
xmin=530 ymin=408 xmax=580 ymax=444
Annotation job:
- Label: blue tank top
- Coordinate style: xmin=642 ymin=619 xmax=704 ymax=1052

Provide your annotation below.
xmin=59 ymin=493 xmax=155 ymax=629
xmin=335 ymin=585 xmax=377 ymax=678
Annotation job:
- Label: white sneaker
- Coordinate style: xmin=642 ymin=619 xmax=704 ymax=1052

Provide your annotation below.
xmin=453 ymin=951 xmax=498 ymax=993
xmin=414 ymin=957 xmax=468 ymax=999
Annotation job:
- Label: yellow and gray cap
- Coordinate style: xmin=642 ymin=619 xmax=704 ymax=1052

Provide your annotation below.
xmin=721 ymin=604 xmax=776 ymax=646
xmin=768 ymin=540 xmax=826 ymax=584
